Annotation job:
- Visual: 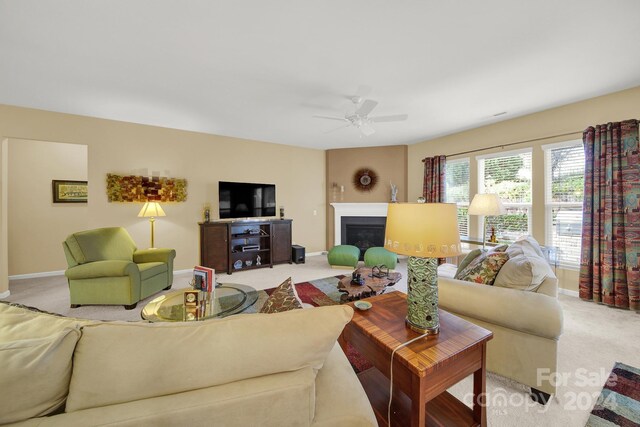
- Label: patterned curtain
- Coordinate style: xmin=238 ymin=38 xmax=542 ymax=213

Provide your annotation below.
xmin=579 ymin=119 xmax=639 ymax=311
xmin=423 ymin=155 xmax=446 ymax=202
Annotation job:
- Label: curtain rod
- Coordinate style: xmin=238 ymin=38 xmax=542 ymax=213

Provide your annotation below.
xmin=422 ymin=130 xmax=583 ymax=161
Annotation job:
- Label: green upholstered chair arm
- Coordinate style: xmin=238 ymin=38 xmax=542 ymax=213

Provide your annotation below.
xmin=133 ymin=248 xmax=176 ymax=264
xmin=65 ymin=260 xmax=139 ymax=280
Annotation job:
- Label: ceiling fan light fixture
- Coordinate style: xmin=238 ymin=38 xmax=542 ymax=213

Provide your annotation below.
xmin=313 ymin=86 xmax=408 ymax=137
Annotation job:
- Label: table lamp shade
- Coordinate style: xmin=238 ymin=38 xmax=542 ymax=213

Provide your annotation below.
xmin=468 ymin=193 xmax=505 ymax=250
xmin=138 ymin=202 xmax=166 ymax=218
xmin=468 ymin=193 xmax=506 ymax=216
xmin=384 ymin=203 xmax=462 ymax=258
xmin=384 ymin=203 xmax=461 ymax=335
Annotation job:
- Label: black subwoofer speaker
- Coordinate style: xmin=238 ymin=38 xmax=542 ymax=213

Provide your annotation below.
xmin=292 ymin=245 xmax=305 ymax=264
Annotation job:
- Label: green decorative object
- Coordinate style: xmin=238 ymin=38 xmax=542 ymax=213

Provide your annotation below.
xmin=406 ymin=256 xmax=439 ymax=333
xmin=364 ymin=247 xmax=397 ymax=269
xmin=384 ymin=203 xmax=461 ymax=335
xmin=327 ymin=245 xmax=360 ymax=268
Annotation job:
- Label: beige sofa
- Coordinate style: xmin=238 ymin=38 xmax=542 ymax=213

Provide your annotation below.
xmin=437 ymin=237 xmax=564 ymax=401
xmin=0 ymin=302 xmax=376 ymax=426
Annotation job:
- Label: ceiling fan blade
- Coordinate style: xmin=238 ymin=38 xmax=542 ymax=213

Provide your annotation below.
xmin=312 ymin=115 xmax=348 ymax=122
xmin=360 ymin=123 xmax=376 ymax=136
xmin=355 ymin=99 xmax=378 ymax=116
xmin=370 ymin=114 xmax=408 ymax=123
xmin=355 ymin=85 xmax=372 ymax=99
xmin=323 ymin=124 xmax=351 ymax=134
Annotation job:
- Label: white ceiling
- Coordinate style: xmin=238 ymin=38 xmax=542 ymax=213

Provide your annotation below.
xmin=1 ymin=0 xmax=640 ymax=150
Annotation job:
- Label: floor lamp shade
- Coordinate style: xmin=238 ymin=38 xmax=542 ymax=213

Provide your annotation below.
xmin=138 ymin=202 xmax=166 ymax=248
xmin=384 ymin=203 xmax=461 ymax=334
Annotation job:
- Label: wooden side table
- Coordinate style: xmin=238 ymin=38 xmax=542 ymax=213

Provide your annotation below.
xmin=339 ymin=292 xmax=493 ymax=427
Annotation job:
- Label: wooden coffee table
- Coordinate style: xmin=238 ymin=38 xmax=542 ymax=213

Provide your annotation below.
xmin=339 ymin=292 xmax=493 ymax=427
xmin=337 ymin=267 xmax=402 ymax=302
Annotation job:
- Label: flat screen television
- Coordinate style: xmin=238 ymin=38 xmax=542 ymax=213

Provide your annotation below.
xmin=218 ymin=181 xmax=276 ymax=219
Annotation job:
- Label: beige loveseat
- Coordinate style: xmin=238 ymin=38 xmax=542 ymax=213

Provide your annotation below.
xmin=0 ymin=302 xmax=376 ymax=426
xmin=437 ymin=237 xmax=564 ymax=400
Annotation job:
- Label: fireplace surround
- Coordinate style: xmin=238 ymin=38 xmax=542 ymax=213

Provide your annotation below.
xmin=331 ymin=203 xmax=389 ymax=252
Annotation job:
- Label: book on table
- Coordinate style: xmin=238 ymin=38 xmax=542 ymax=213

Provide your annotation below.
xmin=193 ymin=265 xmax=215 ymax=292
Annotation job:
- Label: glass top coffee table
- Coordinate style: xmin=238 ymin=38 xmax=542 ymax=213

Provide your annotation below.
xmin=141 ymin=283 xmax=258 ymax=322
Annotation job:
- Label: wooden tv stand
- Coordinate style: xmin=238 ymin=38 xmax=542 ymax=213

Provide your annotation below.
xmin=199 ymin=219 xmax=292 ymax=274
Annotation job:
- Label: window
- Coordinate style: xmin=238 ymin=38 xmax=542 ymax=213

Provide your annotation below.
xmin=445 ymin=158 xmax=469 ymax=237
xmin=544 ymin=141 xmax=584 ymax=268
xmin=478 ymin=149 xmax=532 ymax=241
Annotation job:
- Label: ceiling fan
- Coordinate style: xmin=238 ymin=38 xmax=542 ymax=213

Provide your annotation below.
xmin=313 ymin=87 xmax=408 ymax=136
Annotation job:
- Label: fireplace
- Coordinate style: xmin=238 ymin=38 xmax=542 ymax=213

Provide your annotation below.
xmin=331 ymin=203 xmax=389 ymax=251
xmin=341 ymin=216 xmax=386 ymax=259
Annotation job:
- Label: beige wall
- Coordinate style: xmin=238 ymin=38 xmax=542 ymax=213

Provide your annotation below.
xmin=408 ymin=85 xmax=640 ymax=292
xmin=325 ymin=145 xmax=407 ymax=247
xmin=8 ymin=140 xmax=88 ymax=275
xmin=0 ymin=140 xmax=8 ymax=296
xmin=0 ymin=104 xmax=326 ymax=293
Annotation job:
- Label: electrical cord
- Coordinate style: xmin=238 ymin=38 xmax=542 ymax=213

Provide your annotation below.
xmin=388 ymin=332 xmax=431 ymax=427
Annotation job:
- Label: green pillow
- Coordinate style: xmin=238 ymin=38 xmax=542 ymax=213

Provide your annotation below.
xmin=455 ymin=249 xmax=483 ymax=276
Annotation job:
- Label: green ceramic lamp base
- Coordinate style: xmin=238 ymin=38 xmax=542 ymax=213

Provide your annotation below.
xmin=406 ymin=256 xmax=440 ymax=335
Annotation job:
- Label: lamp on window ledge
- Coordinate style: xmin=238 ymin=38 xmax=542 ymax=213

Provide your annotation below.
xmin=468 ymin=193 xmax=506 ymax=250
xmin=138 ymin=201 xmax=166 ymax=249
xmin=384 ymin=203 xmax=461 ymax=335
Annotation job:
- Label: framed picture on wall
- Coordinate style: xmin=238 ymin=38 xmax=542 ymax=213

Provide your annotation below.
xmin=52 ymin=180 xmax=88 ymax=203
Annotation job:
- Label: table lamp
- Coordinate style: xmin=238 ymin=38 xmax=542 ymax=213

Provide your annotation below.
xmin=384 ymin=203 xmax=461 ymax=335
xmin=468 ymin=193 xmax=506 ymax=250
xmin=138 ymin=201 xmax=166 ymax=248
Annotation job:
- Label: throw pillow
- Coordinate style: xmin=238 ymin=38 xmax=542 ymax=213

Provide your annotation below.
xmin=455 ymin=249 xmax=483 ymax=277
xmin=259 ymin=277 xmax=303 ymax=313
xmin=507 ymin=235 xmax=545 ymax=258
xmin=0 ymin=327 xmax=82 ymax=424
xmin=494 ymin=253 xmax=554 ymax=292
xmin=454 ymin=251 xmax=510 ymax=285
xmin=455 ymin=245 xmax=508 ymax=277
xmin=0 ymin=300 xmax=96 ymax=339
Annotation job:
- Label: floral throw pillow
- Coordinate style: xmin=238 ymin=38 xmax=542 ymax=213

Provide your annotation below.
xmin=454 ymin=251 xmax=510 ymax=285
xmin=259 ymin=277 xmax=303 ymax=313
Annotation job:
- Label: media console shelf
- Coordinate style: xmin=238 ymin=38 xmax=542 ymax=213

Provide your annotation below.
xmin=199 ymin=219 xmax=292 ymax=274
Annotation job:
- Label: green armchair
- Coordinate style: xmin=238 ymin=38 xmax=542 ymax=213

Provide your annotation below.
xmin=62 ymin=227 xmax=176 ymax=310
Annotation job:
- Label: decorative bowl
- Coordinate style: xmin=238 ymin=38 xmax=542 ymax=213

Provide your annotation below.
xmin=354 ymin=301 xmax=372 ymax=311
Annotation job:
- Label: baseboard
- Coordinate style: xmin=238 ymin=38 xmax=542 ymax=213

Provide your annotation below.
xmin=558 ymin=288 xmax=579 ymax=298
xmin=0 ymin=290 xmax=9 ymax=298
xmin=306 ymin=251 xmax=324 ymax=257
xmin=8 ymin=260 xmax=327 ymax=281
xmin=9 ymin=270 xmax=65 ymax=280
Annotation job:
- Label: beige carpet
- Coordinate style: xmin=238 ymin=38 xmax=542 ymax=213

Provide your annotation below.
xmin=5 ymin=255 xmax=640 ymax=426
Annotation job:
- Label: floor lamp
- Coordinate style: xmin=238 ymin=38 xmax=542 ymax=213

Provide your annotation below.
xmin=138 ymin=202 xmax=166 ymax=249
xmin=468 ymin=193 xmax=506 ymax=250
xmin=384 ymin=203 xmax=461 ymax=334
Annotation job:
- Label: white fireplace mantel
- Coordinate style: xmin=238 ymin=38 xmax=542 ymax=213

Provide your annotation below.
xmin=331 ymin=203 xmax=389 ymax=245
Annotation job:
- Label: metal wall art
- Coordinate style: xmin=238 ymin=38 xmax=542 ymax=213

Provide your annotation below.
xmin=353 ymin=168 xmax=378 ymax=192
xmin=106 ymin=173 xmax=187 ymax=202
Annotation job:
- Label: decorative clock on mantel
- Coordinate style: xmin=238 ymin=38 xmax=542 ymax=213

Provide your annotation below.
xmin=353 ymin=168 xmax=378 ymax=192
